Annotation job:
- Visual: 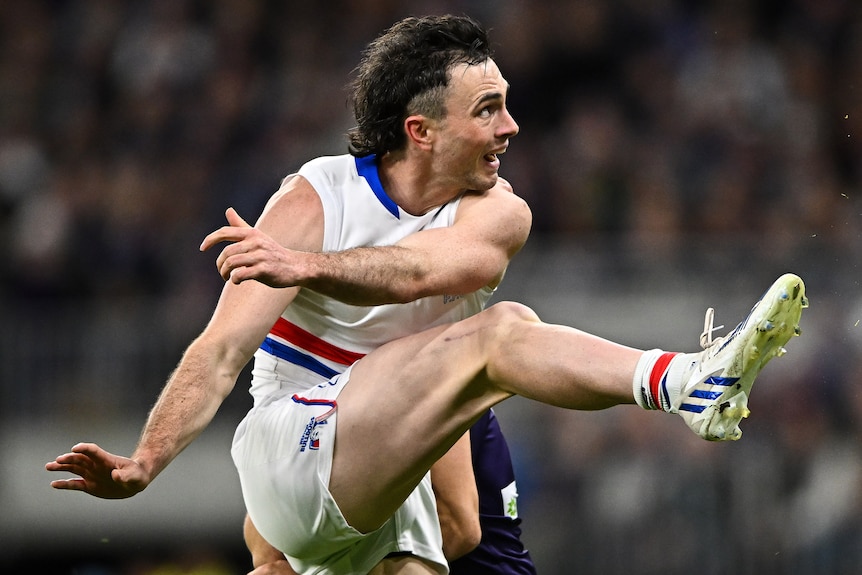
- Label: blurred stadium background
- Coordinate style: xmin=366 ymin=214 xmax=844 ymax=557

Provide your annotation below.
xmin=1 ymin=1 xmax=861 ymax=573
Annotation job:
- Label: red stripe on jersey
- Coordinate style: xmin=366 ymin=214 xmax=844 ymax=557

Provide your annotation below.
xmin=270 ymin=317 xmax=366 ymax=366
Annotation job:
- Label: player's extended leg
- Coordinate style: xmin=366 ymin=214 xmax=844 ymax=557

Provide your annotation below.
xmin=330 ymin=300 xmax=643 ymax=533
xmin=330 ymin=273 xmax=807 ymax=533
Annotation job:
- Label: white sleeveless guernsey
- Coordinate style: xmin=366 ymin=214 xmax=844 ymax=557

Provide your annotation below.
xmin=234 ymin=154 xmax=495 ymax=575
xmin=249 ymin=153 xmax=494 ymax=402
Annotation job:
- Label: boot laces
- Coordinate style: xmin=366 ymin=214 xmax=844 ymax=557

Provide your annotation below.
xmin=699 ymin=307 xmax=725 ymax=350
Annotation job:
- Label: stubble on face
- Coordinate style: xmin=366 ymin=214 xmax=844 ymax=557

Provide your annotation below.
xmin=435 ymin=60 xmax=514 ymax=193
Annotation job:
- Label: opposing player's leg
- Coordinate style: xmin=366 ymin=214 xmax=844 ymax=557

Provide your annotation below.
xmin=330 ymin=274 xmax=807 ymax=533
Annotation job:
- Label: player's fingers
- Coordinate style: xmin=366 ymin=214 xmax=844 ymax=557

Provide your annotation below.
xmin=229 ymin=268 xmax=253 ymax=285
xmin=49 ymin=451 xmax=96 ymax=470
xmin=200 ymin=226 xmax=254 ymax=251
xmin=70 ymin=442 xmax=105 ymax=456
xmin=49 ymin=478 xmax=88 ymax=491
xmin=49 ymin=452 xmax=80 ymax=465
xmin=218 ymin=251 xmax=256 ymax=281
xmin=45 ymin=460 xmax=88 ymax=475
xmin=225 ymin=207 xmax=252 ymax=228
xmin=45 ymin=460 xmax=70 ymax=472
xmin=227 ymin=261 xmax=262 ymax=284
xmin=70 ymin=443 xmax=118 ymax=466
xmin=214 ymin=239 xmax=254 ymax=269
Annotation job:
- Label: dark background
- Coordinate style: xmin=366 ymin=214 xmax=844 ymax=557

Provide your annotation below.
xmin=1 ymin=1 xmax=861 ymax=573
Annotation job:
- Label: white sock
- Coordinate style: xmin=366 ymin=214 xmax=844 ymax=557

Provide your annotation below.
xmin=633 ymin=349 xmax=698 ymax=412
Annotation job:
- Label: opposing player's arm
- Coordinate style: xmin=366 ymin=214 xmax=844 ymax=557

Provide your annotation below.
xmin=431 ymin=431 xmax=481 ymax=560
xmin=202 ymin=177 xmax=532 ymax=305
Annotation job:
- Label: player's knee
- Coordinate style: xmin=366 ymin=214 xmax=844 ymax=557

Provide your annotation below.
xmin=483 ymin=300 xmax=540 ymax=326
xmin=478 ymin=301 xmax=541 ymax=350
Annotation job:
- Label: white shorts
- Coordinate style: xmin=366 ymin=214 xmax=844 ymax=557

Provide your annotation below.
xmin=231 ymin=366 xmax=448 ymax=575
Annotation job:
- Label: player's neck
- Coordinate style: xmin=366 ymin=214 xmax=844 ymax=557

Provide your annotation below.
xmin=378 ymin=153 xmax=460 ymax=216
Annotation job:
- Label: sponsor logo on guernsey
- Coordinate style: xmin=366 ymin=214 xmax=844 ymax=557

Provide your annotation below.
xmin=501 ymin=480 xmax=519 ymax=519
xmin=443 ymin=294 xmax=463 ymax=304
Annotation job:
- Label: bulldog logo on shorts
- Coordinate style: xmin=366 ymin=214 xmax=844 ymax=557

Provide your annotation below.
xmin=299 ymin=417 xmax=328 ymax=452
xmin=291 ymin=394 xmax=337 ymax=453
xmin=309 ymin=424 xmax=322 ymax=450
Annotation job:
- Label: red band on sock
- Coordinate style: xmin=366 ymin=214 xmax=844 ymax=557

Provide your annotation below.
xmin=648 ymin=352 xmax=678 ymax=411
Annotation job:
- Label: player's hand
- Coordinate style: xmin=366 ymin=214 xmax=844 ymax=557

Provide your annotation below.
xmin=46 ymin=442 xmax=149 ymax=499
xmin=200 ymin=208 xmax=301 ymax=287
xmin=247 ymin=559 xmax=300 ymax=575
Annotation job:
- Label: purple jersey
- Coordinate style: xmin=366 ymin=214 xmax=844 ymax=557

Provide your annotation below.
xmin=449 ymin=409 xmax=537 ymax=575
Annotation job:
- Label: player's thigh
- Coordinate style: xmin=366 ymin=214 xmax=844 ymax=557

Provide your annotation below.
xmin=337 ymin=308 xmax=510 ymax=473
xmin=329 ymin=304 xmax=524 ymax=530
xmin=368 ymin=555 xmax=440 ymax=575
xmin=339 ymin=301 xmax=532 ymax=448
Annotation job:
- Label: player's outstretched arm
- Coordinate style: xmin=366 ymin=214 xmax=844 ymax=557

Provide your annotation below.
xmin=47 ymin=180 xmax=318 ymax=498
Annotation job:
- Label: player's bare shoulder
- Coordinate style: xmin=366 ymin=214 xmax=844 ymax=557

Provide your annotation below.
xmin=466 ymin=177 xmax=529 ymax=212
xmin=258 ymin=174 xmax=325 ymax=252
xmin=457 ymin=177 xmax=532 ymax=246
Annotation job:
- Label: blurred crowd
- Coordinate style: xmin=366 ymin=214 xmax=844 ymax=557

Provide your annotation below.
xmin=1 ymin=0 xmax=861 ymax=301
xmin=2 ymin=0 xmax=862 ymax=573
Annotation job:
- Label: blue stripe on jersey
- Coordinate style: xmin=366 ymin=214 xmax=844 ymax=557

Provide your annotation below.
xmin=355 ymin=154 xmax=399 ymax=218
xmin=260 ymin=337 xmax=339 ymax=379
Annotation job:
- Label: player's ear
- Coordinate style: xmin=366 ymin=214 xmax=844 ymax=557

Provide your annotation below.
xmin=404 ymin=115 xmax=434 ymax=151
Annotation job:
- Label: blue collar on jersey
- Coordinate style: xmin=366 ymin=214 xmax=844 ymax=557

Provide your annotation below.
xmin=355 ymin=154 xmax=400 ymax=218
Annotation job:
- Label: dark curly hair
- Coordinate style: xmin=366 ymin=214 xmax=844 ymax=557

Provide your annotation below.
xmin=347 ymin=15 xmax=493 ymax=157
